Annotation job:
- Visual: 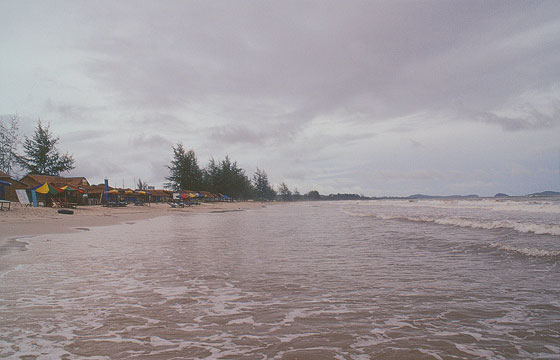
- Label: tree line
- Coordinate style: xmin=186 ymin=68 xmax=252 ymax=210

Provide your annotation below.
xmin=0 ymin=116 xmax=328 ymax=201
xmin=0 ymin=116 xmax=75 ymax=176
xmin=164 ymin=144 xmax=332 ymax=201
xmin=165 ymin=143 xmax=277 ymax=200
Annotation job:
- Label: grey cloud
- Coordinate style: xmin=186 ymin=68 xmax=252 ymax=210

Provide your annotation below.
xmin=409 ymin=139 xmax=423 ymax=148
xmin=4 ymin=1 xmax=560 ymax=196
xmin=128 ymin=112 xmax=189 ymax=129
xmin=129 ymin=133 xmax=173 ymax=149
xmin=468 ymin=106 xmax=560 ymax=131
xmin=208 ymin=125 xmax=266 ymax=145
xmin=44 ymin=99 xmax=90 ymax=121
xmin=75 ymin=1 xmax=560 ymax=126
xmin=63 ymin=130 xmax=107 ymax=143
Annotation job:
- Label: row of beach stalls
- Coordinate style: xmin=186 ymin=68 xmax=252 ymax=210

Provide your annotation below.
xmin=8 ymin=174 xmax=91 ymax=208
xmin=0 ymin=174 xmax=233 ymax=207
xmin=171 ymin=190 xmax=231 ymax=205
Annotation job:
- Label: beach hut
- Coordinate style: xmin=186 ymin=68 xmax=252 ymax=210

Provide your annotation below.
xmin=58 ymin=185 xmax=83 ymax=207
xmin=21 ymin=174 xmax=90 ymax=188
xmin=148 ymin=189 xmax=172 ymax=203
xmin=0 ymin=180 xmax=11 ymax=209
xmin=79 ymin=184 xmax=106 ymax=205
xmin=0 ymin=171 xmax=27 ymax=202
xmin=0 ymin=180 xmax=11 ymax=200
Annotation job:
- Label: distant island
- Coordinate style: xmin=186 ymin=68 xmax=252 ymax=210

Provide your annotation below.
xmin=491 ymin=191 xmax=559 ymax=198
xmin=527 ymin=191 xmax=560 ymax=197
xmin=493 ymin=191 xmax=560 ymax=198
xmin=316 ymin=190 xmax=560 ymax=201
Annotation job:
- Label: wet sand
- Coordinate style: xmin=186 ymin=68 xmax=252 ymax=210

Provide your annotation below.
xmin=0 ymin=201 xmax=267 ymax=246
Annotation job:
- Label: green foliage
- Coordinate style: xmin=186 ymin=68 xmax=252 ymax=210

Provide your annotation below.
xmin=252 ymin=168 xmax=276 ymax=201
xmin=165 ymin=143 xmax=204 ymax=191
xmin=307 ymin=190 xmax=321 ymax=200
xmin=136 ymin=178 xmax=148 ymax=190
xmin=204 ymin=156 xmax=253 ymax=199
xmin=278 ymin=182 xmax=292 ymax=201
xmin=17 ymin=120 xmax=75 ymax=176
xmin=0 ymin=115 xmax=19 ymax=176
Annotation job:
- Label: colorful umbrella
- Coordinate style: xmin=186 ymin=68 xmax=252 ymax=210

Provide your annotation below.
xmin=136 ymin=191 xmax=146 ymax=195
xmin=60 ymin=185 xmax=84 ymax=193
xmin=32 ymin=182 xmax=60 ymax=195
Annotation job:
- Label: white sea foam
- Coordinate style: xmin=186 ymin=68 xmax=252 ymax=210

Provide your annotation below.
xmin=417 ymin=348 xmax=444 ymax=360
xmin=350 ymin=211 xmax=560 ymax=236
xmin=432 ymin=217 xmax=560 ymax=236
xmin=545 ymin=345 xmax=560 ymax=354
xmin=3 ymin=202 xmax=559 ymax=359
xmin=455 ymin=343 xmax=496 ymax=359
xmin=227 ymin=316 xmax=255 ymax=325
xmin=360 ymin=198 xmax=560 ymax=214
xmin=490 ymin=243 xmax=560 ymax=257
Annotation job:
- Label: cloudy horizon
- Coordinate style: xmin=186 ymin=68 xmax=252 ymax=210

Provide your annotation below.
xmin=1 ymin=1 xmax=559 ymax=197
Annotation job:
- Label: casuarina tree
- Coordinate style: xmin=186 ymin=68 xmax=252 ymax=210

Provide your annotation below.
xmin=278 ymin=182 xmax=292 ymax=201
xmin=252 ymin=167 xmax=276 ymax=201
xmin=204 ymin=156 xmax=253 ymax=199
xmin=17 ymin=120 xmax=75 ymax=176
xmin=0 ymin=114 xmax=20 ymax=176
xmin=165 ymin=143 xmax=204 ymax=191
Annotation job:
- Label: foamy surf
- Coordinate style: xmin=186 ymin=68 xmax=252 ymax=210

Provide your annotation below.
xmin=2 ymin=202 xmax=559 ymax=359
xmin=346 ymin=211 xmax=560 ymax=236
xmin=490 ymin=243 xmax=560 ymax=258
xmin=358 ymin=198 xmax=560 ymax=214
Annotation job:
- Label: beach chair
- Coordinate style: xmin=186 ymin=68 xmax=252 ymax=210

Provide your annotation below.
xmin=0 ymin=200 xmax=10 ymax=211
xmin=15 ymin=189 xmax=31 ymax=207
xmin=167 ymin=202 xmax=177 ymax=208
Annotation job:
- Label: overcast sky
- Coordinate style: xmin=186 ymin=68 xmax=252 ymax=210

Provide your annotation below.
xmin=1 ymin=1 xmax=559 ymax=196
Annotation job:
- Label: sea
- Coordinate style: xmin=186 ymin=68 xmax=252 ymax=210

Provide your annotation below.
xmin=1 ymin=197 xmax=559 ymax=359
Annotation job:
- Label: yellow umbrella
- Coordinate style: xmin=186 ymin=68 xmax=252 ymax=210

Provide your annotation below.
xmin=137 ymin=191 xmax=146 ymax=195
xmin=33 ymin=182 xmax=60 ymax=195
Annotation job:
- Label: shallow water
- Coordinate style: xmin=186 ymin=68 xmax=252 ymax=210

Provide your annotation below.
xmin=1 ymin=199 xmax=559 ymax=359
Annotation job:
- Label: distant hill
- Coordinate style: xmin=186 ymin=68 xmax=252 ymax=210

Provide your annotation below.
xmin=494 ymin=193 xmax=510 ymax=197
xmin=527 ymin=191 xmax=560 ymax=197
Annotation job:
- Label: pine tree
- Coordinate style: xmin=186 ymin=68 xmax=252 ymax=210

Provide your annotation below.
xmin=253 ymin=168 xmax=276 ymax=201
xmin=17 ymin=120 xmax=75 ymax=175
xmin=165 ymin=143 xmax=204 ymax=191
xmin=204 ymin=156 xmax=252 ymax=199
xmin=278 ymin=182 xmax=292 ymax=201
xmin=0 ymin=115 xmax=20 ymax=175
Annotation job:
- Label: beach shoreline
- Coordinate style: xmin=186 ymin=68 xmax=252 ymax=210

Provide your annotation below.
xmin=0 ymin=201 xmax=268 ymax=247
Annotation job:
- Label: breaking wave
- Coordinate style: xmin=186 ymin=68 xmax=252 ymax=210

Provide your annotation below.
xmin=490 ymin=243 xmax=560 ymax=258
xmin=348 ymin=212 xmax=560 ymax=236
xmin=359 ymin=199 xmax=560 ymax=214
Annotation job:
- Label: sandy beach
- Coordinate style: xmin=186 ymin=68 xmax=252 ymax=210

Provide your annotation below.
xmin=0 ymin=201 xmax=267 ymax=246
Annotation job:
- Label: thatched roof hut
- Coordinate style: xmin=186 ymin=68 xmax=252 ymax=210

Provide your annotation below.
xmin=0 ymin=171 xmax=28 ymax=202
xmin=20 ymin=174 xmax=90 ymax=188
